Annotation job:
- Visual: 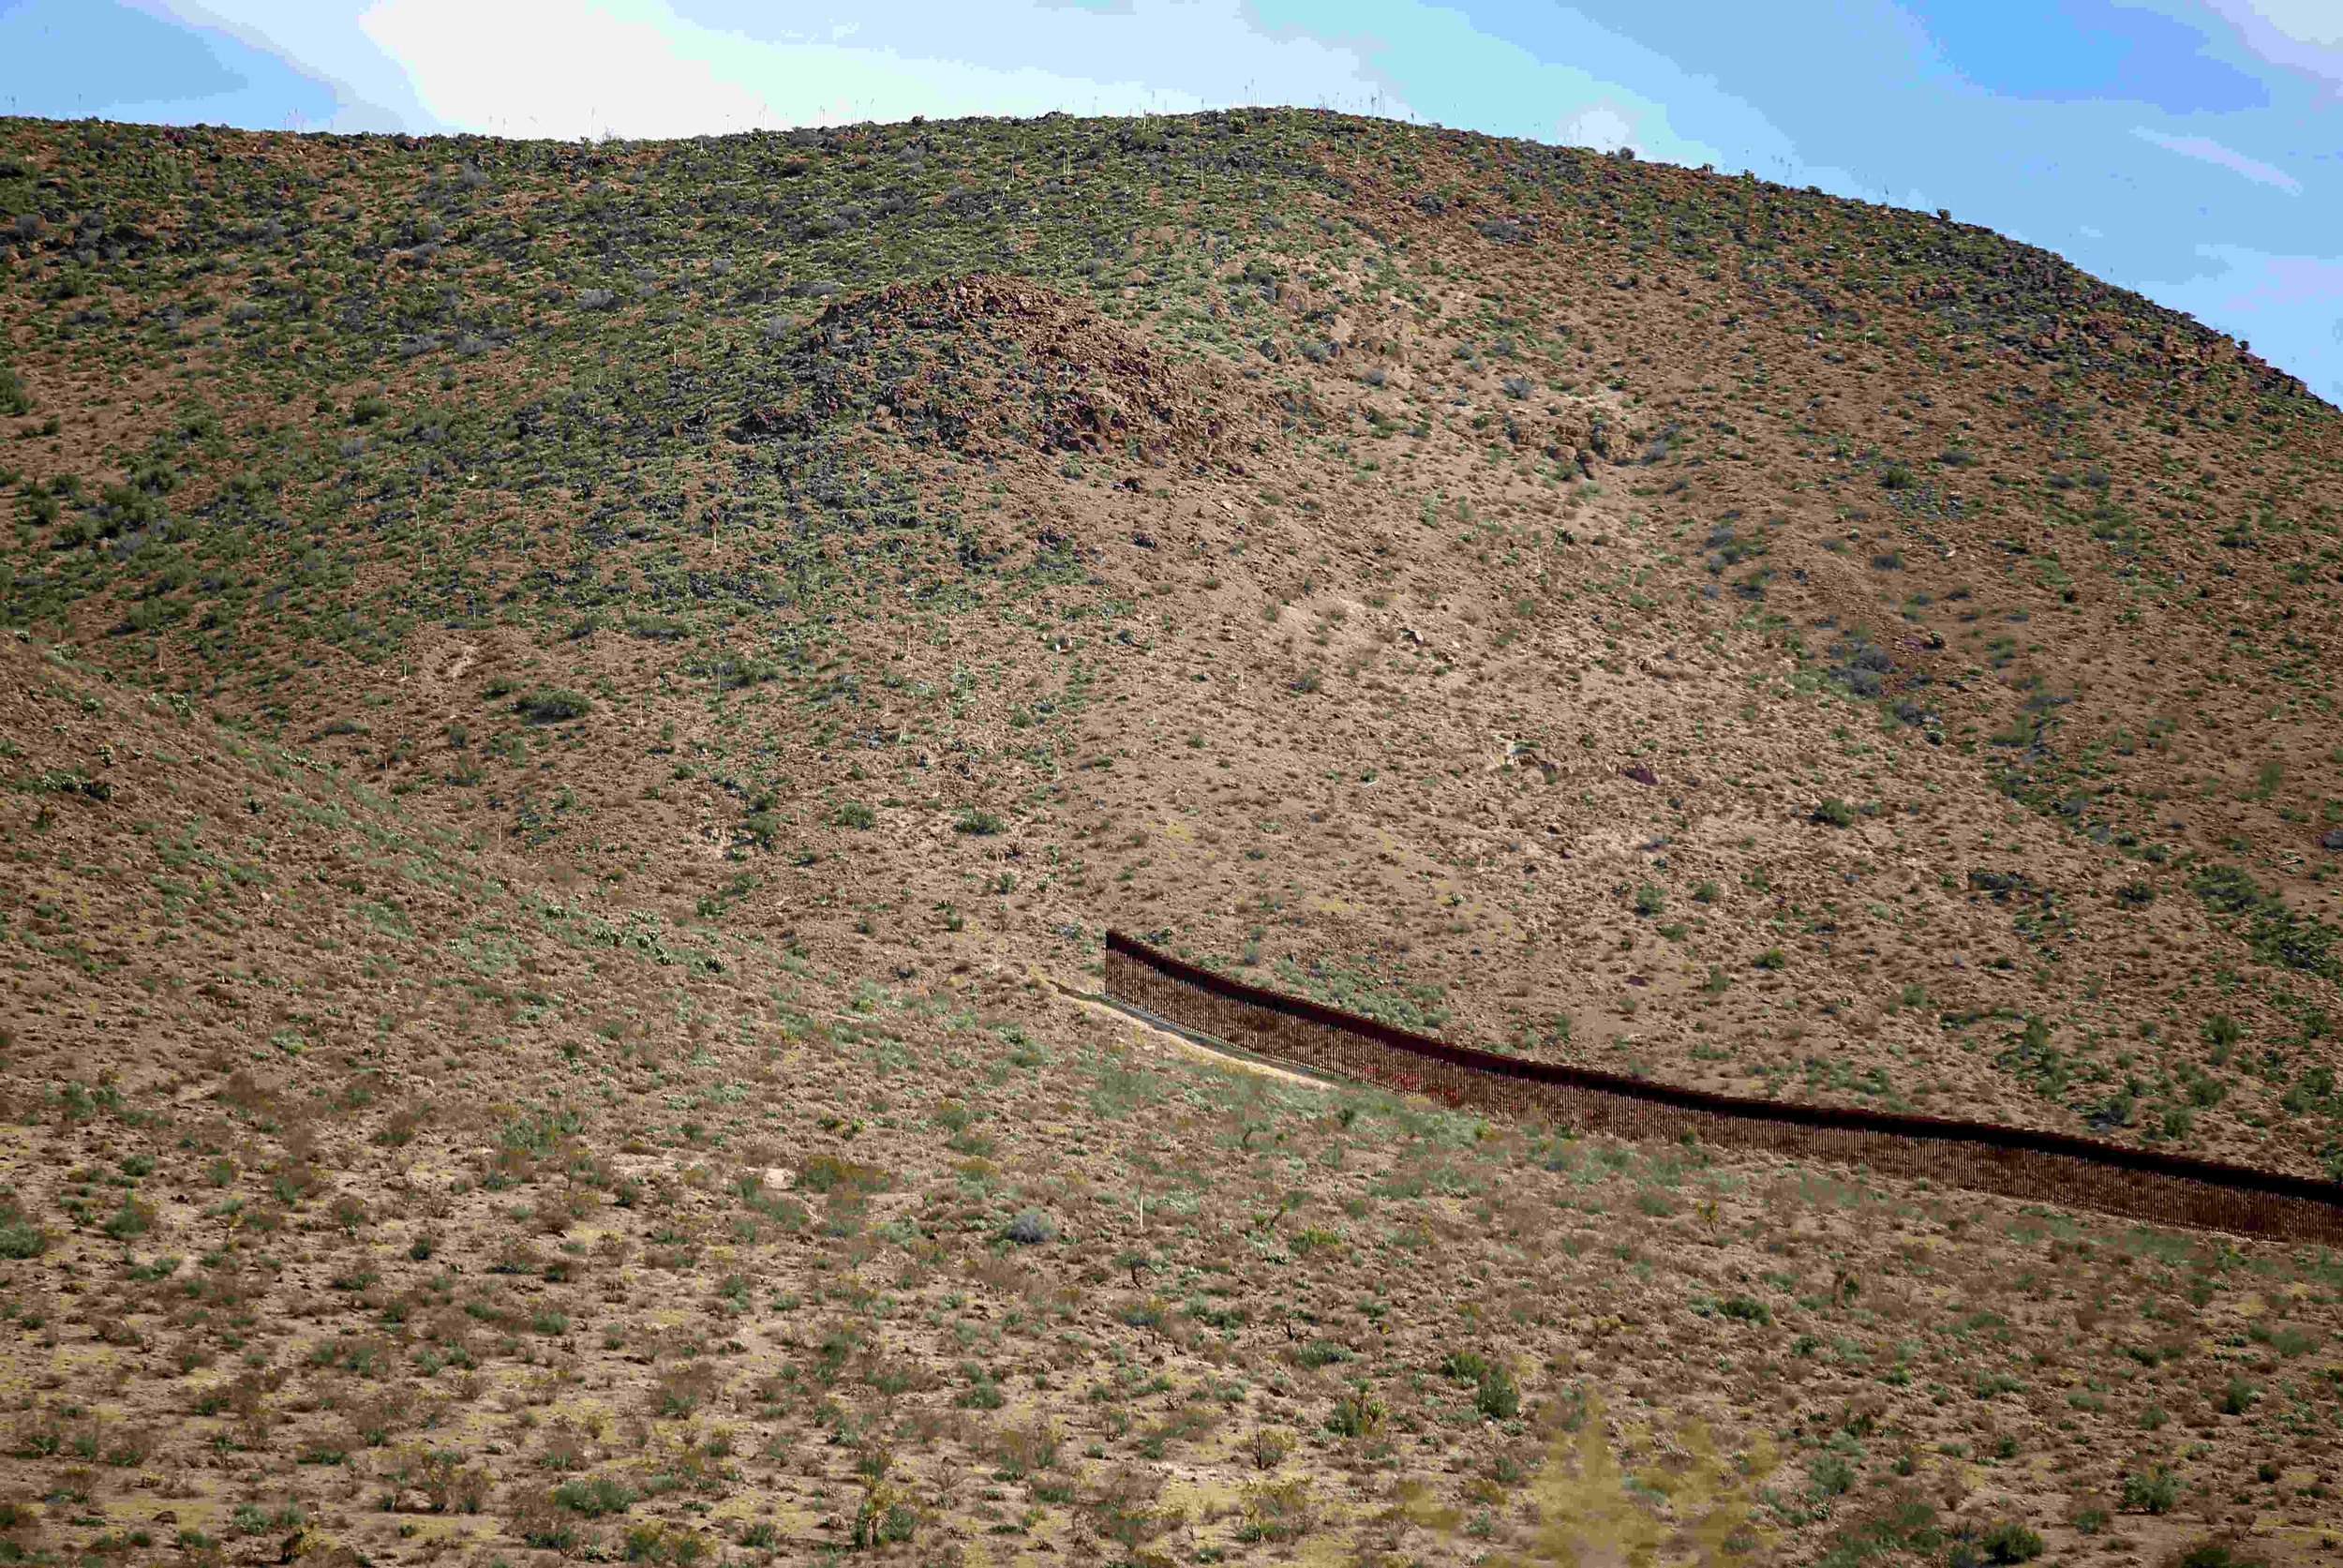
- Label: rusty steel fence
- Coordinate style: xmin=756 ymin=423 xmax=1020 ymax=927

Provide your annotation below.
xmin=1104 ymin=931 xmax=2343 ymax=1246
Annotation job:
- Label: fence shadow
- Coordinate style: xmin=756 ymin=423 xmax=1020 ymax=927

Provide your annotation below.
xmin=1104 ymin=931 xmax=2343 ymax=1246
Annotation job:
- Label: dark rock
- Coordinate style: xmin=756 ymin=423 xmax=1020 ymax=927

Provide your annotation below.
xmin=2323 ymin=828 xmax=2343 ymax=852
xmin=1622 ymin=763 xmax=1657 ymax=785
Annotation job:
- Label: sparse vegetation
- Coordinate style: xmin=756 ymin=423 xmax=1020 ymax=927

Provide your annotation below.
xmin=0 ymin=95 xmax=2336 ymax=1568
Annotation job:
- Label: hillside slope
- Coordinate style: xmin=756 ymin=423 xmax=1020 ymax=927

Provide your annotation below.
xmin=4 ymin=108 xmax=2343 ymax=1564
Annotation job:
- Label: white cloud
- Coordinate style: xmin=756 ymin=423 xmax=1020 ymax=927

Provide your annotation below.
xmin=145 ymin=0 xmax=1780 ymax=172
xmin=2131 ymin=127 xmax=2302 ymax=193
xmin=331 ymin=0 xmax=1439 ymax=139
xmin=356 ymin=0 xmax=770 ymax=137
xmin=2217 ymin=1 xmax=2343 ymax=48
xmin=2080 ymin=223 xmax=2104 ymax=237
xmin=135 ymin=0 xmax=441 ymax=129
xmin=2201 ymin=0 xmax=2343 ymax=86
xmin=1560 ymin=105 xmax=1633 ymax=154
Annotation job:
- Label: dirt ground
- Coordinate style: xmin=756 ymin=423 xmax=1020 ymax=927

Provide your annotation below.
xmin=2 ymin=107 xmax=2341 ymax=1565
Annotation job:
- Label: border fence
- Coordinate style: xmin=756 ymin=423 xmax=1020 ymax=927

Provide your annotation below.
xmin=1104 ymin=931 xmax=2343 ymax=1246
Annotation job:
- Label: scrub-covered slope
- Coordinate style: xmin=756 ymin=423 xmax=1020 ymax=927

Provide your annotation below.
xmin=4 ymin=107 xmax=2343 ymax=1564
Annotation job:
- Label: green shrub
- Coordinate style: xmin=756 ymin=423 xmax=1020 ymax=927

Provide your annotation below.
xmin=795 ymin=1154 xmax=891 ymax=1195
xmin=0 ymin=1191 xmax=48 ymax=1259
xmin=953 ymin=1380 xmax=1007 ymax=1410
xmin=1813 ymin=798 xmax=1857 ymax=828
xmin=1977 ymin=1519 xmax=2044 ymax=1562
xmin=1434 ymin=1350 xmax=1528 ymax=1415
xmin=100 ymin=1198 xmax=156 ymax=1239
xmin=2122 ymin=1465 xmax=2178 ymax=1514
xmin=553 ymin=1475 xmax=636 ymax=1516
xmin=1471 ymin=1361 xmax=1520 ymax=1420
xmin=2268 ymin=1324 xmax=2323 ymax=1357
xmin=1325 ymin=1383 xmax=1385 ymax=1438
xmin=833 ymin=801 xmax=876 ymax=829
xmin=515 ymin=688 xmax=590 ymax=724
xmin=1234 ymin=1476 xmax=1316 ymax=1544
xmin=1289 ymin=1227 xmax=1340 ymax=1259
xmin=2188 ymin=862 xmax=2340 ymax=979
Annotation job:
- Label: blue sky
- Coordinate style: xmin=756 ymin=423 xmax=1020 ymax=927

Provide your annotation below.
xmin=5 ymin=0 xmax=2338 ymax=407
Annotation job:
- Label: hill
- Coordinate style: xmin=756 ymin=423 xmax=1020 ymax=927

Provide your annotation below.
xmin=3 ymin=107 xmax=2342 ymax=1565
